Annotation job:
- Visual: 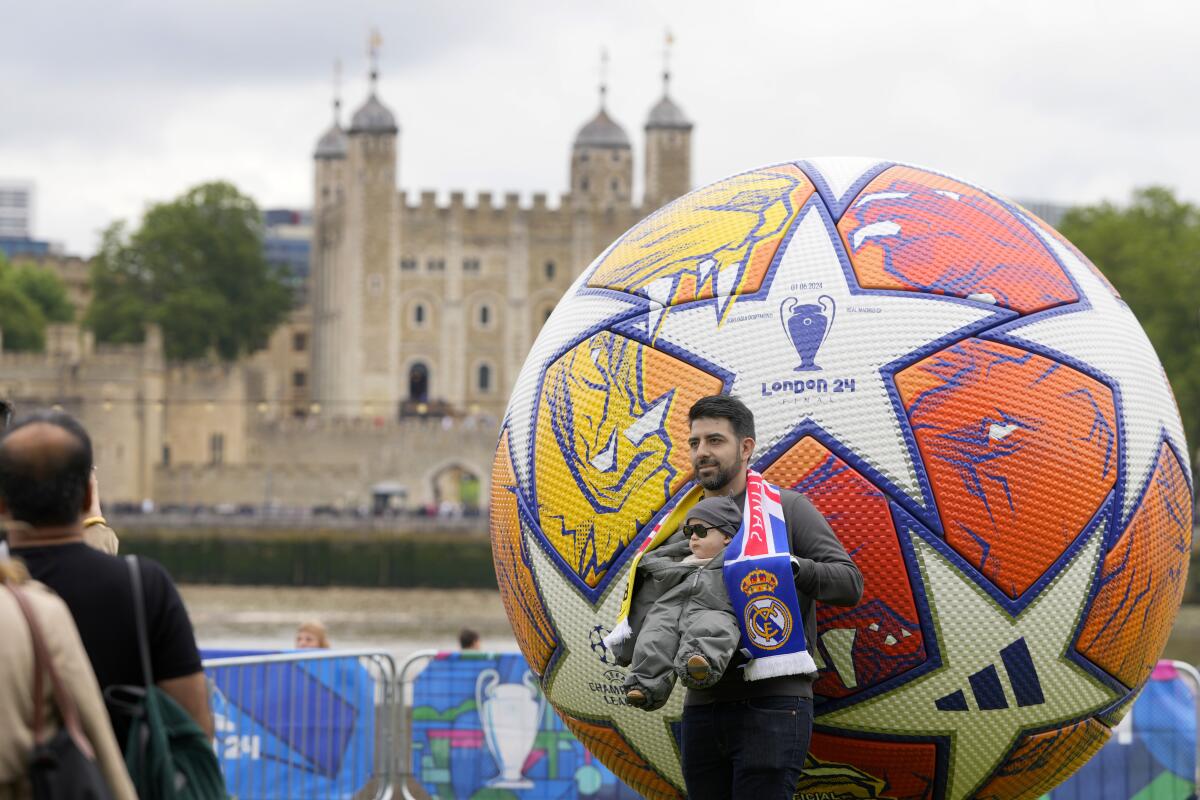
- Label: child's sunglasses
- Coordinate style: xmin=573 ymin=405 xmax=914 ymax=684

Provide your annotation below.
xmin=682 ymin=523 xmax=731 ymax=539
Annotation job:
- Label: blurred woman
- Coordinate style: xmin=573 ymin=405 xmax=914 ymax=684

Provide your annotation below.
xmin=295 ymin=619 xmax=330 ymax=649
xmin=0 ymin=558 xmax=136 ymax=800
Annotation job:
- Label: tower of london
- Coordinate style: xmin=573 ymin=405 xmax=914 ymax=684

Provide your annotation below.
xmin=309 ymin=62 xmax=693 ymax=421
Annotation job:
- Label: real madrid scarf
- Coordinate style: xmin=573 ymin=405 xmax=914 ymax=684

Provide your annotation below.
xmin=724 ymin=470 xmax=816 ymax=680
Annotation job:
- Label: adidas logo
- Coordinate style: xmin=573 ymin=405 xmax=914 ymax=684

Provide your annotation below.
xmin=935 ymin=637 xmax=1045 ymax=712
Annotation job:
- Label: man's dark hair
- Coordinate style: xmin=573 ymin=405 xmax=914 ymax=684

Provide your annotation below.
xmin=0 ymin=400 xmax=13 ymax=431
xmin=458 ymin=628 xmax=480 ymax=649
xmin=688 ymin=395 xmax=756 ymax=441
xmin=0 ymin=410 xmax=93 ymax=526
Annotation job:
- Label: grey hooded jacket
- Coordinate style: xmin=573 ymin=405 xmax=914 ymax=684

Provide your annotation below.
xmin=616 ymin=534 xmax=741 ymax=711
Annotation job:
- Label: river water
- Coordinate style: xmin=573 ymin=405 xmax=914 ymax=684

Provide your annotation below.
xmin=181 ymin=585 xmax=518 ymax=662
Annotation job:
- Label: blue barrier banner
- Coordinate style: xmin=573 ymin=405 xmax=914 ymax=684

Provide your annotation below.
xmin=410 ymin=652 xmax=640 ymax=799
xmin=1047 ymin=661 xmax=1196 ymax=799
xmin=203 ymin=650 xmax=376 ymax=799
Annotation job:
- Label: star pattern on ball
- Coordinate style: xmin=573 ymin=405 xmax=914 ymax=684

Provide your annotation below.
xmin=994 ymin=218 xmax=1193 ymax=523
xmin=626 ymin=203 xmax=1003 ymax=511
xmin=525 ymin=523 xmax=687 ymax=792
xmin=819 ymin=523 xmax=1119 ymax=800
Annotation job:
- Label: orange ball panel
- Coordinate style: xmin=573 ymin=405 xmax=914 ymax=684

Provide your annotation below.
xmin=838 ymin=166 xmax=1077 ymax=314
xmin=1077 ymin=443 xmax=1192 ymax=688
xmin=896 ymin=339 xmax=1116 ymax=597
xmin=489 ymin=430 xmax=557 ymax=675
xmin=973 ymin=717 xmax=1110 ymax=800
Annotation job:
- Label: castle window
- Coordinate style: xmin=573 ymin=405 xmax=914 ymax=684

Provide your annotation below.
xmin=368 ymin=273 xmax=383 ymax=295
xmin=479 ymin=304 xmax=491 ymax=327
xmin=580 ymin=177 xmax=589 ymax=192
xmin=293 ymin=332 xmax=307 ymax=352
xmin=544 ymin=261 xmax=556 ymax=280
xmin=543 ymin=306 xmax=554 ymax=323
xmin=611 ymin=150 xmax=620 ymax=161
xmin=162 ymin=445 xmax=171 ymax=467
xmin=427 ymin=258 xmax=445 ymax=272
xmin=477 ymin=364 xmax=492 ymax=393
xmin=463 ymin=258 xmax=481 ymax=273
xmin=209 ymin=433 xmax=225 ymax=466
xmin=400 ymin=257 xmax=417 ymax=271
xmin=414 ymin=303 xmax=427 ymax=326
xmin=611 ymin=179 xmax=619 ymax=192
xmin=292 ymin=370 xmax=307 ymax=388
xmin=580 ymin=151 xmax=589 ymax=162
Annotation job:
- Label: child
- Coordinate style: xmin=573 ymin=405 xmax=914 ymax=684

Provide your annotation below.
xmin=618 ymin=496 xmax=743 ymax=710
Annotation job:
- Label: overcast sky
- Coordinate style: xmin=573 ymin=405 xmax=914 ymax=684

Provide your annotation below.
xmin=3 ymin=0 xmax=1198 ymax=256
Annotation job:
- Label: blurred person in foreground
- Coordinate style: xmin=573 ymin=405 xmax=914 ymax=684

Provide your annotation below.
xmin=0 ymin=400 xmax=118 ymax=556
xmin=0 ymin=410 xmax=214 ymax=743
xmin=0 ymin=557 xmax=137 ymax=800
xmin=295 ymin=619 xmax=331 ymax=649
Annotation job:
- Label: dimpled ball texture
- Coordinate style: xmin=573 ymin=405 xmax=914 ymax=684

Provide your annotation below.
xmin=489 ymin=158 xmax=1192 ymax=800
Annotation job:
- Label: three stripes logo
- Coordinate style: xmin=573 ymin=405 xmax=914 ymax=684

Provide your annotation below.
xmin=935 ymin=637 xmax=1045 ymax=712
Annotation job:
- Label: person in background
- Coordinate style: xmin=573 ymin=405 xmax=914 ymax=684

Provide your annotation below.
xmin=458 ymin=628 xmax=481 ymax=651
xmin=0 ymin=557 xmax=137 ymax=800
xmin=295 ymin=619 xmax=331 ymax=649
xmin=0 ymin=410 xmax=214 ymax=744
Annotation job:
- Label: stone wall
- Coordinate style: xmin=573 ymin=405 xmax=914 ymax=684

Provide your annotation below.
xmin=154 ymin=414 xmax=498 ymax=509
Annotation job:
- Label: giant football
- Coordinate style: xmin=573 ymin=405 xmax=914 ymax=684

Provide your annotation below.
xmin=489 ymin=159 xmax=1192 ymax=799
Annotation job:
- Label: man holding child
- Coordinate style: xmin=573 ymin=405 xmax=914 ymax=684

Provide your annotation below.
xmin=609 ymin=395 xmax=863 ymax=799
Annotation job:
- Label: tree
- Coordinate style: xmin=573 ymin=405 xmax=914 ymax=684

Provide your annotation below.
xmin=0 ymin=252 xmax=75 ymax=352
xmin=85 ymin=181 xmax=292 ymax=361
xmin=1057 ymin=187 xmax=1200 ymax=459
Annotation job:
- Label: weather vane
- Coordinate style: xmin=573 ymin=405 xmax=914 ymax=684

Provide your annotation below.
xmin=599 ymin=47 xmax=609 ymax=108
xmin=663 ymin=29 xmax=674 ymax=94
xmin=333 ymin=58 xmax=342 ymax=123
xmin=368 ymin=27 xmax=382 ymax=89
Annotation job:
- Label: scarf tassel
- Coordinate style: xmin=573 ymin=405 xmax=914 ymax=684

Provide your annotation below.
xmin=745 ymin=649 xmax=818 ymax=682
xmin=602 ymin=618 xmax=632 ymax=650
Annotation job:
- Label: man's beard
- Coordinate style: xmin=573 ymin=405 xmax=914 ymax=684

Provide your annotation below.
xmin=695 ymin=460 xmax=736 ymax=491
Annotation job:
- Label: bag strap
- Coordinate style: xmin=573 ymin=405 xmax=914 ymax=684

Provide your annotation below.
xmin=3 ymin=581 xmax=96 ymax=759
xmin=125 ymin=555 xmax=155 ymax=690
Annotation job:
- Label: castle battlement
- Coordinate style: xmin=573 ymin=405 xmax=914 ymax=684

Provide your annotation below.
xmin=401 ymin=188 xmax=566 ymax=216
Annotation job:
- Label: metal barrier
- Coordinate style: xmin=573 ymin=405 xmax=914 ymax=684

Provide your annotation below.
xmin=206 ymin=649 xmax=1199 ymax=799
xmin=398 ymin=649 xmax=439 ymax=800
xmin=203 ymin=649 xmax=398 ymax=800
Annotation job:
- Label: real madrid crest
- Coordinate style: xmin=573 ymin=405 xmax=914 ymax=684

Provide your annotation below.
xmin=740 ymin=569 xmax=792 ymax=650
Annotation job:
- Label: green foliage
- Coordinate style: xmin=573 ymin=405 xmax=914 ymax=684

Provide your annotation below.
xmin=1058 ymin=187 xmax=1200 ymax=457
xmin=85 ymin=181 xmax=292 ymax=361
xmin=0 ymin=251 xmax=75 ymax=352
xmin=120 ymin=530 xmax=498 ymax=588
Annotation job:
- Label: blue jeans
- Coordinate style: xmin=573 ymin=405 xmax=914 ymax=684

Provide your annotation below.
xmin=680 ymin=696 xmax=812 ymax=800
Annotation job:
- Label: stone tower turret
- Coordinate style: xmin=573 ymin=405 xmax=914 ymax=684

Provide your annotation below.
xmin=311 ymin=38 xmax=401 ymax=418
xmin=643 ymin=45 xmax=692 ymax=213
xmin=311 ymin=63 xmax=348 ymax=415
xmin=569 ymin=56 xmax=633 ymax=211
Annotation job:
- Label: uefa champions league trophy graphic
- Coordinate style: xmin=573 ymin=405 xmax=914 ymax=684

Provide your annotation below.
xmin=781 ymin=295 xmax=836 ymax=371
xmin=476 ymin=668 xmax=545 ymax=789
